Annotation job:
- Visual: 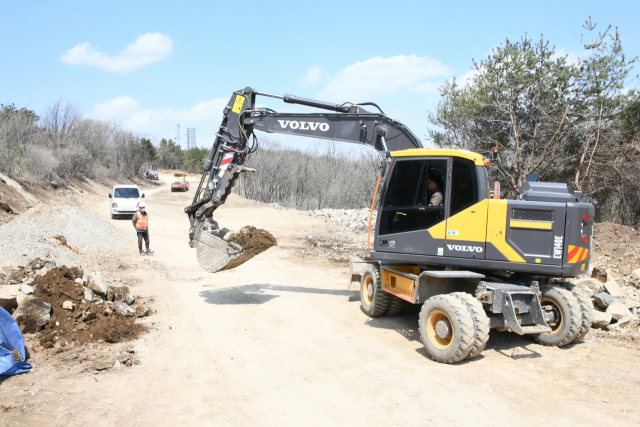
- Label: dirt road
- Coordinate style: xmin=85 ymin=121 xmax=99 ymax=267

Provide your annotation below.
xmin=3 ymin=174 xmax=640 ymax=426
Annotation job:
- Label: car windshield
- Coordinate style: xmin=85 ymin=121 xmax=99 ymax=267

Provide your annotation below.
xmin=172 ymin=181 xmax=182 ymax=185
xmin=114 ymin=188 xmax=140 ymax=198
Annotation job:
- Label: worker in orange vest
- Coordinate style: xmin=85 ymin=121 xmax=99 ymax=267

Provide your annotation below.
xmin=132 ymin=202 xmax=150 ymax=255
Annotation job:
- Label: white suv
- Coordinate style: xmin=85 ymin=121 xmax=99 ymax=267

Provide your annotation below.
xmin=109 ymin=185 xmax=145 ymax=219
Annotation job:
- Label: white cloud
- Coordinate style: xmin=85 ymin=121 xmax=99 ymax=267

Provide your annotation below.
xmin=317 ymin=55 xmax=451 ymax=101
xmin=411 ymin=81 xmax=441 ymax=94
xmin=456 ymin=69 xmax=480 ymax=87
xmin=300 ymin=65 xmax=326 ymax=87
xmin=93 ymin=97 xmax=229 ymax=145
xmin=61 ymin=33 xmax=173 ymax=73
xmin=94 ymin=96 xmax=139 ymax=119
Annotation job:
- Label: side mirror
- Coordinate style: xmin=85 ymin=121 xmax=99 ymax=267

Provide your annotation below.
xmin=141 ymin=193 xmax=145 ymax=198
xmin=108 ymin=193 xmax=112 ymax=198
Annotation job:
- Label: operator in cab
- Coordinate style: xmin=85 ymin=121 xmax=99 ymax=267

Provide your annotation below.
xmin=427 ymin=178 xmax=443 ymax=206
xmin=132 ymin=202 xmax=151 ymax=255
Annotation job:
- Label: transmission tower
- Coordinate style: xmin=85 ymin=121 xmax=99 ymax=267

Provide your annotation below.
xmin=175 ymin=124 xmax=181 ymax=147
xmin=186 ymin=128 xmax=196 ymax=150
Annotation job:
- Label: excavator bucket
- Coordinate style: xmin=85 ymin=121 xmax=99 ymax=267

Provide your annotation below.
xmin=193 ymin=226 xmax=277 ymax=273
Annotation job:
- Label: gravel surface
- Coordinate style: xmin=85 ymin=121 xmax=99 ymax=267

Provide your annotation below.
xmin=0 ymin=203 xmax=132 ymax=267
xmin=308 ymin=207 xmax=377 ymax=231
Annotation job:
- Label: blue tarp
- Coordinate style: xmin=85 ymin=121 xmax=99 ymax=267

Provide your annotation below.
xmin=0 ymin=307 xmax=32 ymax=379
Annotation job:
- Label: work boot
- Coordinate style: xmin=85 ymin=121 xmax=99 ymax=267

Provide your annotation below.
xmin=145 ymin=249 xmax=151 ymax=255
xmin=139 ymin=249 xmax=144 ymax=256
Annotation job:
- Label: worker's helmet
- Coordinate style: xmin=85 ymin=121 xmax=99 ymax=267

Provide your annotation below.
xmin=138 ymin=202 xmax=146 ymax=209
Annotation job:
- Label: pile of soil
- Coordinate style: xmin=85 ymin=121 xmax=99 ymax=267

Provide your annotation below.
xmin=227 ymin=226 xmax=277 ymax=250
xmin=26 ymin=267 xmax=146 ymax=348
xmin=592 ymin=223 xmax=640 ymax=283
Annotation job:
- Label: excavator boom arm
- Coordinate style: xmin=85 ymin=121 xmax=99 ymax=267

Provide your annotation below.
xmin=185 ymin=87 xmax=422 ymax=272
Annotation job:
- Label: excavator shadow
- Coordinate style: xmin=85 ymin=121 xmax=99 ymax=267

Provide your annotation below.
xmin=199 ymin=283 xmax=357 ymax=305
xmin=364 ymin=306 xmax=543 ymax=361
xmin=486 ymin=330 xmax=543 ymax=359
xmin=364 ymin=305 xmax=423 ymax=344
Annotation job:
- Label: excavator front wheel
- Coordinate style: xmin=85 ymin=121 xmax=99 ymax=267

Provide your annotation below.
xmin=419 ymin=294 xmax=474 ymax=363
xmin=533 ymin=285 xmax=581 ymax=347
xmin=359 ymin=264 xmax=390 ymax=317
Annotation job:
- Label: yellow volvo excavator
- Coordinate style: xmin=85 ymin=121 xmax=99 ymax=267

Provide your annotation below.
xmin=184 ymin=87 xmax=596 ymax=363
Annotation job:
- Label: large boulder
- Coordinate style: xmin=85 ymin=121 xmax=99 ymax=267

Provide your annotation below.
xmin=107 ymin=285 xmax=135 ymax=305
xmin=12 ymin=296 xmax=51 ymax=333
xmin=86 ymin=272 xmax=108 ymax=298
xmin=606 ymin=302 xmax=632 ymax=321
xmin=591 ymin=310 xmax=612 ymax=329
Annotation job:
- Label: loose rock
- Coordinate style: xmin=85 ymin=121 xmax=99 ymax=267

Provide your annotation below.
xmin=603 ymin=280 xmax=624 ymax=297
xmin=135 ymin=304 xmax=150 ymax=318
xmin=12 ymin=296 xmax=52 ymax=333
xmin=113 ymin=301 xmax=135 ymax=316
xmin=591 ymin=311 xmax=613 ymax=329
xmin=593 ymin=292 xmax=624 ymax=309
xmin=20 ymin=284 xmax=35 ymax=295
xmin=606 ymin=302 xmax=632 ymax=321
xmin=575 ymin=278 xmax=604 ymax=291
xmin=82 ymin=286 xmax=94 ymax=303
xmin=62 ymin=301 xmax=75 ymax=310
xmin=108 ymin=285 xmax=135 ymax=305
xmin=86 ymin=272 xmax=108 ymax=297
xmin=591 ymin=267 xmax=608 ymax=283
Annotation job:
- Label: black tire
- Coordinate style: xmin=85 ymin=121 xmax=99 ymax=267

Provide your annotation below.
xmin=451 ymin=292 xmax=490 ymax=359
xmin=562 ymin=283 xmax=593 ymax=342
xmin=385 ymin=296 xmax=407 ymax=316
xmin=360 ymin=264 xmax=390 ymax=317
xmin=533 ymin=285 xmax=581 ymax=347
xmin=418 ymin=294 xmax=475 ymax=363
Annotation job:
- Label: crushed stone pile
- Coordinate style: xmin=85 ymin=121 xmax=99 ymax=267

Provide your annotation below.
xmin=0 ymin=259 xmax=149 ymax=356
xmin=308 ymin=208 xmax=376 ymax=231
xmin=300 ymin=230 xmax=369 ymax=263
xmin=0 ymin=203 xmax=131 ymax=267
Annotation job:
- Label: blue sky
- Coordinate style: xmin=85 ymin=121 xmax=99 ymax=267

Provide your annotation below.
xmin=1 ymin=0 xmax=639 ymax=151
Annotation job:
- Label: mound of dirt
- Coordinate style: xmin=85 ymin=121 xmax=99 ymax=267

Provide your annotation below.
xmin=20 ymin=267 xmax=147 ymax=348
xmin=227 ymin=226 xmax=278 ymax=250
xmin=592 ymin=222 xmax=640 ymax=284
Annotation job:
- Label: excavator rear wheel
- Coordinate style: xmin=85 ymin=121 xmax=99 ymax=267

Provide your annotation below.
xmin=451 ymin=292 xmax=490 ymax=359
xmin=533 ymin=285 xmax=581 ymax=347
xmin=561 ymin=283 xmax=594 ymax=343
xmin=359 ymin=264 xmax=390 ymax=317
xmin=385 ymin=296 xmax=407 ymax=316
xmin=419 ymin=294 xmax=475 ymax=363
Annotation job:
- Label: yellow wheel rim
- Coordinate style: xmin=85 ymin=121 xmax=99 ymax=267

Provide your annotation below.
xmin=427 ymin=310 xmax=453 ymax=350
xmin=363 ymin=276 xmax=374 ymax=306
xmin=541 ymin=298 xmax=563 ymax=335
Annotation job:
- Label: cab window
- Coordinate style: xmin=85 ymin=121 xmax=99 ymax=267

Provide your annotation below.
xmin=450 ymin=158 xmax=478 ymax=216
xmin=379 ymin=159 xmax=447 ymax=235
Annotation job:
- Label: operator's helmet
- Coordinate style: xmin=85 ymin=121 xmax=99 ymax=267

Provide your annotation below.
xmin=138 ymin=202 xmax=146 ymax=210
